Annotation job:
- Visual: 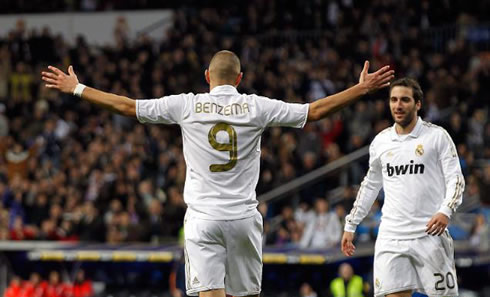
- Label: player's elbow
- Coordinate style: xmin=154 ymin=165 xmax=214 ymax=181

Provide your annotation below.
xmin=119 ymin=98 xmax=137 ymax=117
xmin=307 ymin=104 xmax=321 ymax=122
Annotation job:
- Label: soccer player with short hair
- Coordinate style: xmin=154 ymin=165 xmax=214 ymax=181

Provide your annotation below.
xmin=341 ymin=77 xmax=464 ymax=297
xmin=42 ymin=50 xmax=393 ymax=297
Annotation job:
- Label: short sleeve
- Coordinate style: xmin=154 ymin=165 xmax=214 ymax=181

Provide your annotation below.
xmin=136 ymin=94 xmax=190 ymax=124
xmin=255 ymin=95 xmax=309 ymax=128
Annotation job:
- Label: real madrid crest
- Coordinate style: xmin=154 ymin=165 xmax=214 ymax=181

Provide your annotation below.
xmin=415 ymin=144 xmax=424 ymax=156
xmin=375 ymin=278 xmax=381 ymax=290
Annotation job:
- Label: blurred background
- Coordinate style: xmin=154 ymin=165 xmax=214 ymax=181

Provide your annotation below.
xmin=0 ymin=0 xmax=489 ymax=296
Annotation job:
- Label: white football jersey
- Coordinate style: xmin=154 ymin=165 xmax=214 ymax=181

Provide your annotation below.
xmin=344 ymin=117 xmax=465 ymax=239
xmin=136 ymin=85 xmax=309 ymax=220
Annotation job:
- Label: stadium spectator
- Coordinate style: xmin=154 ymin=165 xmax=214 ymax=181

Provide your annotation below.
xmin=469 ymin=213 xmax=490 ymax=252
xmin=299 ymin=282 xmax=318 ymax=297
xmin=300 ymin=198 xmax=341 ymax=249
xmin=72 ymin=270 xmax=94 ymax=297
xmin=329 ymin=263 xmax=365 ymax=297
xmin=267 ymin=205 xmax=300 ymax=246
xmin=20 ymin=272 xmax=46 ymax=297
xmin=4 ymin=276 xmax=22 ymax=297
xmin=45 ymin=271 xmax=66 ymax=297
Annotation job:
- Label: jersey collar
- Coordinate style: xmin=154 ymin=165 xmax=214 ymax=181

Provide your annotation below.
xmin=391 ymin=117 xmax=424 ymax=141
xmin=210 ymin=85 xmax=240 ymax=95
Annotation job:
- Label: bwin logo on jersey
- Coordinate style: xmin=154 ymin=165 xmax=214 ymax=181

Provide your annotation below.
xmin=387 ymin=160 xmax=425 ymax=176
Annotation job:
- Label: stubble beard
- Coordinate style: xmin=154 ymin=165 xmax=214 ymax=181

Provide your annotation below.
xmin=393 ymin=107 xmax=417 ymax=128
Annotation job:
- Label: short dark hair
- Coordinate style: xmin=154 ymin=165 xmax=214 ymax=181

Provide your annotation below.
xmin=389 ymin=77 xmax=423 ymax=103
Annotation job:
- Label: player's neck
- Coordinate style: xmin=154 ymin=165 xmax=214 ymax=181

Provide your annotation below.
xmin=209 ymin=82 xmax=236 ymax=91
xmin=395 ymin=116 xmax=418 ymax=135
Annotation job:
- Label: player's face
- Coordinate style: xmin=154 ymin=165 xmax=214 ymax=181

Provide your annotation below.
xmin=389 ymin=86 xmax=421 ymax=128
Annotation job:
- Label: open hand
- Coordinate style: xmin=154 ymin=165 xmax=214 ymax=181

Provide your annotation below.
xmin=426 ymin=212 xmax=449 ymax=236
xmin=341 ymin=231 xmax=356 ymax=256
xmin=358 ymin=61 xmax=394 ymax=94
xmin=41 ymin=65 xmax=79 ymax=94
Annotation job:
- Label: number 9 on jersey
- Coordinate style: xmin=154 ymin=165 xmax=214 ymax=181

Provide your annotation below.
xmin=208 ymin=123 xmax=238 ymax=172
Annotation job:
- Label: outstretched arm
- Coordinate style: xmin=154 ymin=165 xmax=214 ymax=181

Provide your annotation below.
xmin=307 ymin=61 xmax=394 ymax=122
xmin=42 ymin=65 xmax=136 ymax=117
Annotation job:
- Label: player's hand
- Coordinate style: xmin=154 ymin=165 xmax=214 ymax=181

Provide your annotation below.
xmin=358 ymin=61 xmax=394 ymax=94
xmin=426 ymin=212 xmax=449 ymax=236
xmin=41 ymin=65 xmax=79 ymax=94
xmin=341 ymin=231 xmax=356 ymax=257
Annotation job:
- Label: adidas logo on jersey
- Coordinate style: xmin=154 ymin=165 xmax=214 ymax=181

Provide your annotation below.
xmin=387 ymin=160 xmax=425 ymax=176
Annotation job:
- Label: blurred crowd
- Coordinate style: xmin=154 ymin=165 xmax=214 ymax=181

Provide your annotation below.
xmin=4 ymin=270 xmax=93 ymax=297
xmin=0 ymin=0 xmax=489 ymax=250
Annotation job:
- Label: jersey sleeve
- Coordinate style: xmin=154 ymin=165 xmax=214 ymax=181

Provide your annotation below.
xmin=344 ymin=140 xmax=384 ymax=233
xmin=436 ymin=129 xmax=465 ymax=218
xmin=136 ymin=93 xmax=190 ymax=124
xmin=255 ymin=95 xmax=309 ymax=128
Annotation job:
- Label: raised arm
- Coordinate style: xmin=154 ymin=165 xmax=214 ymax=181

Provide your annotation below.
xmin=41 ymin=66 xmax=136 ymax=117
xmin=307 ymin=61 xmax=394 ymax=122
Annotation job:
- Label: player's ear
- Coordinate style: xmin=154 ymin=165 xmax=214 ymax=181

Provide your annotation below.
xmin=205 ymin=69 xmax=210 ymax=84
xmin=235 ymin=72 xmax=243 ymax=87
xmin=416 ymin=99 xmax=422 ymax=111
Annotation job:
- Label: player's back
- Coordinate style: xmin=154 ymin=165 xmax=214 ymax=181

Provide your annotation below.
xmin=180 ymin=86 xmax=265 ymax=220
xmin=136 ymin=85 xmax=308 ymax=220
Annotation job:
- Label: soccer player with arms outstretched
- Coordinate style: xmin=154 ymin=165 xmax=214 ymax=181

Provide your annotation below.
xmin=42 ymin=50 xmax=393 ymax=297
xmin=341 ymin=78 xmax=464 ymax=297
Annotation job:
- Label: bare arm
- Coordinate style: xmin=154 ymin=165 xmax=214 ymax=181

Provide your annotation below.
xmin=307 ymin=61 xmax=394 ymax=122
xmin=42 ymin=66 xmax=136 ymax=117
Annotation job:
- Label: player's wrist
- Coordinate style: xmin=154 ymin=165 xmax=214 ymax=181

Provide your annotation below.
xmin=73 ymin=83 xmax=86 ymax=97
xmin=438 ymin=206 xmax=453 ymax=219
xmin=355 ymin=82 xmax=370 ymax=95
xmin=344 ymin=222 xmax=357 ymax=233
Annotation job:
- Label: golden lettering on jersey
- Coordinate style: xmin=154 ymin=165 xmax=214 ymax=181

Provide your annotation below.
xmin=195 ymin=102 xmax=250 ymax=116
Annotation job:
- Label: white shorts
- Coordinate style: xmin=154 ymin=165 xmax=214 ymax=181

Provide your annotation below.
xmin=183 ymin=210 xmax=263 ymax=296
xmin=374 ymin=231 xmax=458 ymax=297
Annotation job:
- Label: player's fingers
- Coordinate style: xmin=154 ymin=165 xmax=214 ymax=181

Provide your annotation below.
xmin=341 ymin=240 xmax=348 ymax=251
xmin=343 ymin=245 xmax=353 ymax=256
xmin=374 ymin=65 xmax=391 ymax=75
xmin=41 ymin=72 xmax=58 ymax=79
xmin=426 ymin=217 xmax=436 ymax=227
xmin=362 ymin=60 xmax=369 ymax=74
xmin=429 ymin=223 xmax=443 ymax=235
xmin=378 ymin=70 xmax=395 ymax=81
xmin=45 ymin=84 xmax=57 ymax=88
xmin=68 ymin=65 xmax=75 ymax=76
xmin=42 ymin=77 xmax=58 ymax=84
xmin=48 ymin=66 xmax=66 ymax=76
xmin=426 ymin=222 xmax=436 ymax=233
xmin=377 ymin=75 xmax=394 ymax=87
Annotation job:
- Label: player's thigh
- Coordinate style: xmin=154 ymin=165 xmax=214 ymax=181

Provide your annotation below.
xmin=412 ymin=232 xmax=458 ymax=297
xmin=198 ymin=288 xmax=226 ymax=297
xmin=224 ymin=211 xmax=263 ymax=296
xmin=185 ymin=215 xmax=227 ymax=296
xmin=374 ymin=238 xmax=417 ymax=297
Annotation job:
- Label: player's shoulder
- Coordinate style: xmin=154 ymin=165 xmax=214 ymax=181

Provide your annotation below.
xmin=420 ymin=119 xmax=449 ymax=138
xmin=371 ymin=126 xmax=393 ymax=146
